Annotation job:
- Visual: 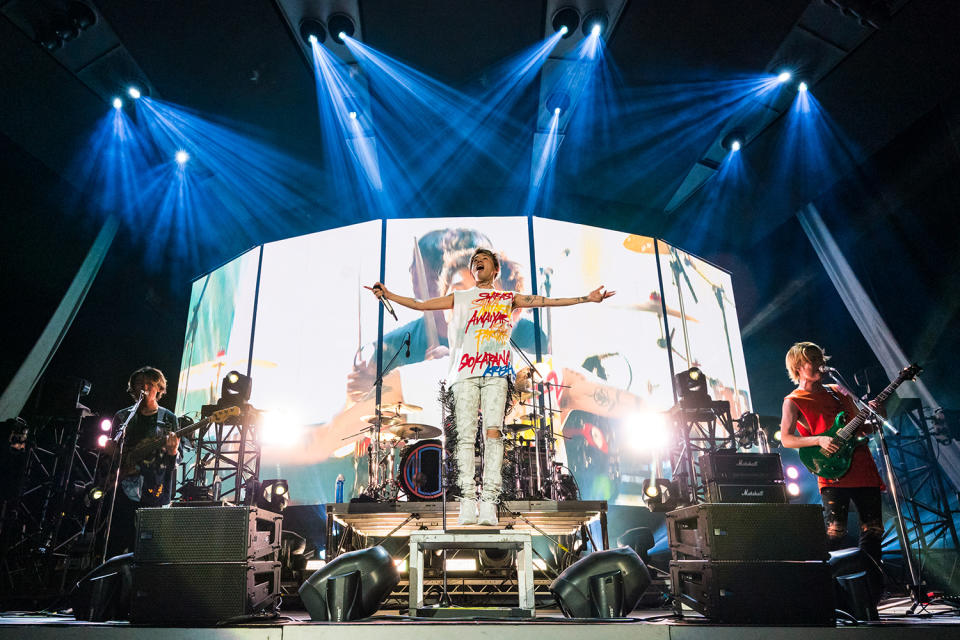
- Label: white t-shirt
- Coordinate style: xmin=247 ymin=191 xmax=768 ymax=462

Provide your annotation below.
xmin=447 ymin=287 xmax=516 ymax=383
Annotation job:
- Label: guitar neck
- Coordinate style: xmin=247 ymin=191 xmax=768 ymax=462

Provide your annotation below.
xmin=836 ymin=374 xmax=907 ymax=439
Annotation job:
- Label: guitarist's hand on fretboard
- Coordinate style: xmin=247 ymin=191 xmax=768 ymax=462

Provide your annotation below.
xmin=818 ymin=435 xmax=840 ymax=456
xmin=163 ymin=432 xmax=180 ymax=456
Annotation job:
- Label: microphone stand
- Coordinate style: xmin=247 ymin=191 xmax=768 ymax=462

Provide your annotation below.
xmin=824 ymin=369 xmax=921 ymax=611
xmin=101 ymin=391 xmax=145 ymax=562
xmin=366 ymin=333 xmax=410 ymax=500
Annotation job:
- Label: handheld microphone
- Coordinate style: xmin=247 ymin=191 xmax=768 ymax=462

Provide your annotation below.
xmin=404 ymin=333 xmax=411 ymax=358
xmin=374 ymin=286 xmax=398 ymax=321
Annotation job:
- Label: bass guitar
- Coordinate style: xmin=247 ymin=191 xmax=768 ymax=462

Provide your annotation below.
xmin=798 ymin=364 xmax=921 ymax=479
xmin=116 ymin=405 xmax=241 ymax=477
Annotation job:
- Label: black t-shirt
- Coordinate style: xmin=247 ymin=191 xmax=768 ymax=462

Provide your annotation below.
xmin=113 ymin=406 xmax=179 ymax=506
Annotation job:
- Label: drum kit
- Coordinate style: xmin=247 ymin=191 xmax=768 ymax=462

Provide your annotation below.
xmin=350 ymin=379 xmax=578 ymax=503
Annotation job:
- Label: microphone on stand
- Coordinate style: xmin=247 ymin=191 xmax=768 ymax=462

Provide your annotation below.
xmin=819 ymin=365 xmax=838 ymax=374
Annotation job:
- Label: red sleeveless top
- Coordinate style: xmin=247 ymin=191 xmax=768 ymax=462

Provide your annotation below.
xmin=786 ymin=385 xmax=885 ymax=489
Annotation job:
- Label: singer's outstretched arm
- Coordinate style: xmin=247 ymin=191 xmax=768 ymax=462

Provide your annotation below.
xmin=366 ymin=282 xmax=453 ymax=311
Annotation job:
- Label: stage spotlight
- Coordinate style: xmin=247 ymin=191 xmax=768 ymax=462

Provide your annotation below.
xmin=554 ymin=107 xmax=561 ymax=116
xmin=641 ymin=478 xmax=681 ymax=512
xmin=674 ymin=367 xmax=711 ymax=407
xmin=787 ymin=482 xmax=801 ymax=497
xmin=299 ymin=546 xmax=400 ymax=621
xmin=799 ymin=81 xmax=808 ymax=92
xmin=88 ymin=486 xmax=104 ymax=502
xmin=626 ymin=411 xmax=671 ymax=452
xmin=348 ymin=111 xmax=357 ymax=119
xmin=100 ymin=418 xmax=112 ymax=431
xmin=175 ymin=150 xmax=190 ymax=165
xmin=220 ymin=370 xmax=252 ymax=407
xmin=721 ymin=128 xmax=746 ymax=153
xmin=328 ymin=14 xmax=355 ymax=44
xmin=545 ymin=92 xmax=571 ymax=115
xmin=96 ymin=434 xmax=109 ymax=448
xmin=127 ymin=86 xmax=141 ymax=99
xmin=550 ymin=547 xmax=651 ymax=618
xmin=582 ymin=11 xmax=608 ymax=37
xmin=111 ymin=97 xmax=122 ymax=109
xmin=67 ymin=2 xmax=97 ymax=31
xmin=257 ymin=479 xmax=290 ymax=512
xmin=299 ymin=18 xmax=326 ymax=44
xmin=552 ymin=7 xmax=580 ymax=38
xmin=785 ymin=465 xmax=800 ymax=480
xmin=777 ymin=71 xmax=792 ymax=83
xmin=52 ymin=14 xmax=80 ymax=42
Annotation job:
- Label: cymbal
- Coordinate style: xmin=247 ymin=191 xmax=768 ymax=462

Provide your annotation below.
xmin=380 ymin=401 xmax=423 ymax=413
xmin=503 ymin=423 xmax=534 ymax=432
xmin=619 ymin=299 xmax=698 ymax=322
xmin=360 ymin=414 xmax=403 ymax=426
xmin=391 ymin=423 xmax=441 ymax=439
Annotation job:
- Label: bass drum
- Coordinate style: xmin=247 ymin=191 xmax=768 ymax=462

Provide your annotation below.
xmin=398 ymin=439 xmax=443 ymax=501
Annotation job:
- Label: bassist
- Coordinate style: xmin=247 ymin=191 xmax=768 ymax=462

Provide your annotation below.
xmin=779 ymin=342 xmax=885 ymax=593
xmin=105 ymin=366 xmax=181 ymax=557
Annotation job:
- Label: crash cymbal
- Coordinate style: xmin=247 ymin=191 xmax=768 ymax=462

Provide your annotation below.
xmin=391 ymin=423 xmax=441 ymax=439
xmin=360 ymin=414 xmax=403 ymax=426
xmin=380 ymin=401 xmax=423 ymax=413
xmin=619 ymin=299 xmax=698 ymax=322
xmin=503 ymin=423 xmax=534 ymax=432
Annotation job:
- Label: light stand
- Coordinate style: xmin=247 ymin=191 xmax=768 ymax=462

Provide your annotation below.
xmin=824 ymin=369 xmax=922 ymax=611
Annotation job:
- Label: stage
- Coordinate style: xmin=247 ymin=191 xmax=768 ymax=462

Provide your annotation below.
xmin=3 ymin=601 xmax=959 ymax=640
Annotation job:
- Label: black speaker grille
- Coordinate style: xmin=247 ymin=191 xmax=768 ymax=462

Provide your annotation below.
xmin=134 ymin=506 xmax=279 ymax=562
xmin=667 ymin=503 xmax=827 ymax=561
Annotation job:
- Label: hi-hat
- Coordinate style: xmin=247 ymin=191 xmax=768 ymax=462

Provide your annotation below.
xmin=361 ymin=414 xmax=402 ymax=426
xmin=391 ymin=423 xmax=441 ymax=439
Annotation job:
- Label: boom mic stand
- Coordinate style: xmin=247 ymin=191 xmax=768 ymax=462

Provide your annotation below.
xmin=365 ymin=333 xmax=411 ymax=500
xmin=101 ymin=390 xmax=145 ymax=562
xmin=824 ymin=369 xmax=922 ymax=611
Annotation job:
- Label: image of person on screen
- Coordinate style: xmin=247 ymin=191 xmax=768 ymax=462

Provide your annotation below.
xmin=105 ymin=366 xmax=181 ymax=557
xmin=348 ymin=228 xmax=493 ymax=402
xmin=368 ymin=247 xmax=614 ymax=526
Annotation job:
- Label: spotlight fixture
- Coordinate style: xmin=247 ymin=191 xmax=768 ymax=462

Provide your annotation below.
xmin=299 ymin=18 xmax=326 ymax=44
xmin=220 ymin=370 xmax=252 ymax=408
xmin=327 ymin=13 xmax=355 ymax=44
xmin=673 ymin=366 xmax=711 ymax=406
xmin=257 ymin=479 xmax=290 ymax=512
xmin=127 ymin=86 xmax=141 ymax=99
xmin=798 ymin=81 xmax=808 ymax=92
xmin=721 ymin=128 xmax=746 ymax=153
xmin=582 ymin=11 xmax=608 ymax=37
xmin=67 ymin=2 xmax=97 ymax=31
xmin=641 ymin=477 xmax=682 ymax=512
xmin=96 ymin=434 xmax=109 ymax=448
xmin=545 ymin=92 xmax=571 ymax=115
xmin=175 ymin=150 xmax=190 ymax=165
xmin=100 ymin=418 xmax=112 ymax=431
xmin=777 ymin=71 xmax=792 ymax=83
xmin=51 ymin=13 xmax=80 ymax=42
xmin=112 ymin=97 xmax=122 ymax=109
xmin=552 ymin=7 xmax=581 ymax=38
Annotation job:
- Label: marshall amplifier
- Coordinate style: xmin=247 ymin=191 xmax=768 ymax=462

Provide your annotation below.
xmin=705 ymin=481 xmax=787 ymax=504
xmin=699 ymin=451 xmax=784 ymax=484
xmin=667 ymin=503 xmax=828 ymax=561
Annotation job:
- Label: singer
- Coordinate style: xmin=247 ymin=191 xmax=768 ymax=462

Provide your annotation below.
xmin=104 ymin=366 xmax=181 ymax=557
xmin=778 ymin=342 xmax=885 ymax=597
xmin=367 ymin=248 xmax=614 ymax=525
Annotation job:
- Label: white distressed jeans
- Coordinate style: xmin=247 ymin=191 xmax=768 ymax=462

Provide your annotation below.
xmin=452 ymin=376 xmax=507 ymax=502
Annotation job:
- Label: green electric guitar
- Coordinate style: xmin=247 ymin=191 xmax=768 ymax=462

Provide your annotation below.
xmin=798 ymin=364 xmax=921 ymax=479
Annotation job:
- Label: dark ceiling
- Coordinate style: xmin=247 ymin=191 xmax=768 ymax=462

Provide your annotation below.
xmin=2 ymin=0 xmax=959 ymax=416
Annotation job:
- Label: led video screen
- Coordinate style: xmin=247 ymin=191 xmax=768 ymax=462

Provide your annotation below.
xmin=177 ymin=218 xmax=752 ymax=506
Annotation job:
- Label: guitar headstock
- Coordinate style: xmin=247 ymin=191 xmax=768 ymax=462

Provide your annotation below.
xmin=899 ymin=364 xmax=922 ymax=382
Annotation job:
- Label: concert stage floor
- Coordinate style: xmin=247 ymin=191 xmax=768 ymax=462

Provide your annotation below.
xmin=3 ymin=601 xmax=959 ymax=640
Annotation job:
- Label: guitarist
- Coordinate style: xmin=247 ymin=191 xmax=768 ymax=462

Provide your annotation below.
xmin=105 ymin=366 xmax=181 ymax=557
xmin=779 ymin=342 xmax=885 ymax=589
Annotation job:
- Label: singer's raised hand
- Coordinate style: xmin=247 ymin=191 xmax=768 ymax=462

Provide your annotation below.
xmin=365 ymin=282 xmax=390 ymax=300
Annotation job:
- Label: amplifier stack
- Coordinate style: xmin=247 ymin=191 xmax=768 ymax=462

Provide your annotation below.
xmin=699 ymin=451 xmax=787 ymax=503
xmin=129 ymin=504 xmax=282 ymax=624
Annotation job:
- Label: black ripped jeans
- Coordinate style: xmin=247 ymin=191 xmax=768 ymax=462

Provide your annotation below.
xmin=821 ymin=486 xmax=884 ymax=580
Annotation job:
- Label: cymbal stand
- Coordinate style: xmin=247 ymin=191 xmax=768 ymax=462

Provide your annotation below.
xmin=367 ymin=332 xmax=411 ymax=501
xmin=825 ymin=370 xmax=922 ymax=612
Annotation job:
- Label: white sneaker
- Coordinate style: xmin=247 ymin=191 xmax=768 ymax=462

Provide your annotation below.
xmin=458 ymin=498 xmax=478 ymax=526
xmin=477 ymin=500 xmax=498 ymax=526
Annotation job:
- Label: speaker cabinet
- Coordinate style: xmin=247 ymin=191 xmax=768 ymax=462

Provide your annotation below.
xmin=704 ymin=481 xmax=787 ymax=504
xmin=699 ymin=452 xmax=784 ymax=484
xmin=671 ymin=559 xmax=834 ymax=624
xmin=134 ymin=505 xmax=281 ymax=562
xmin=667 ymin=503 xmax=827 ymax=561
